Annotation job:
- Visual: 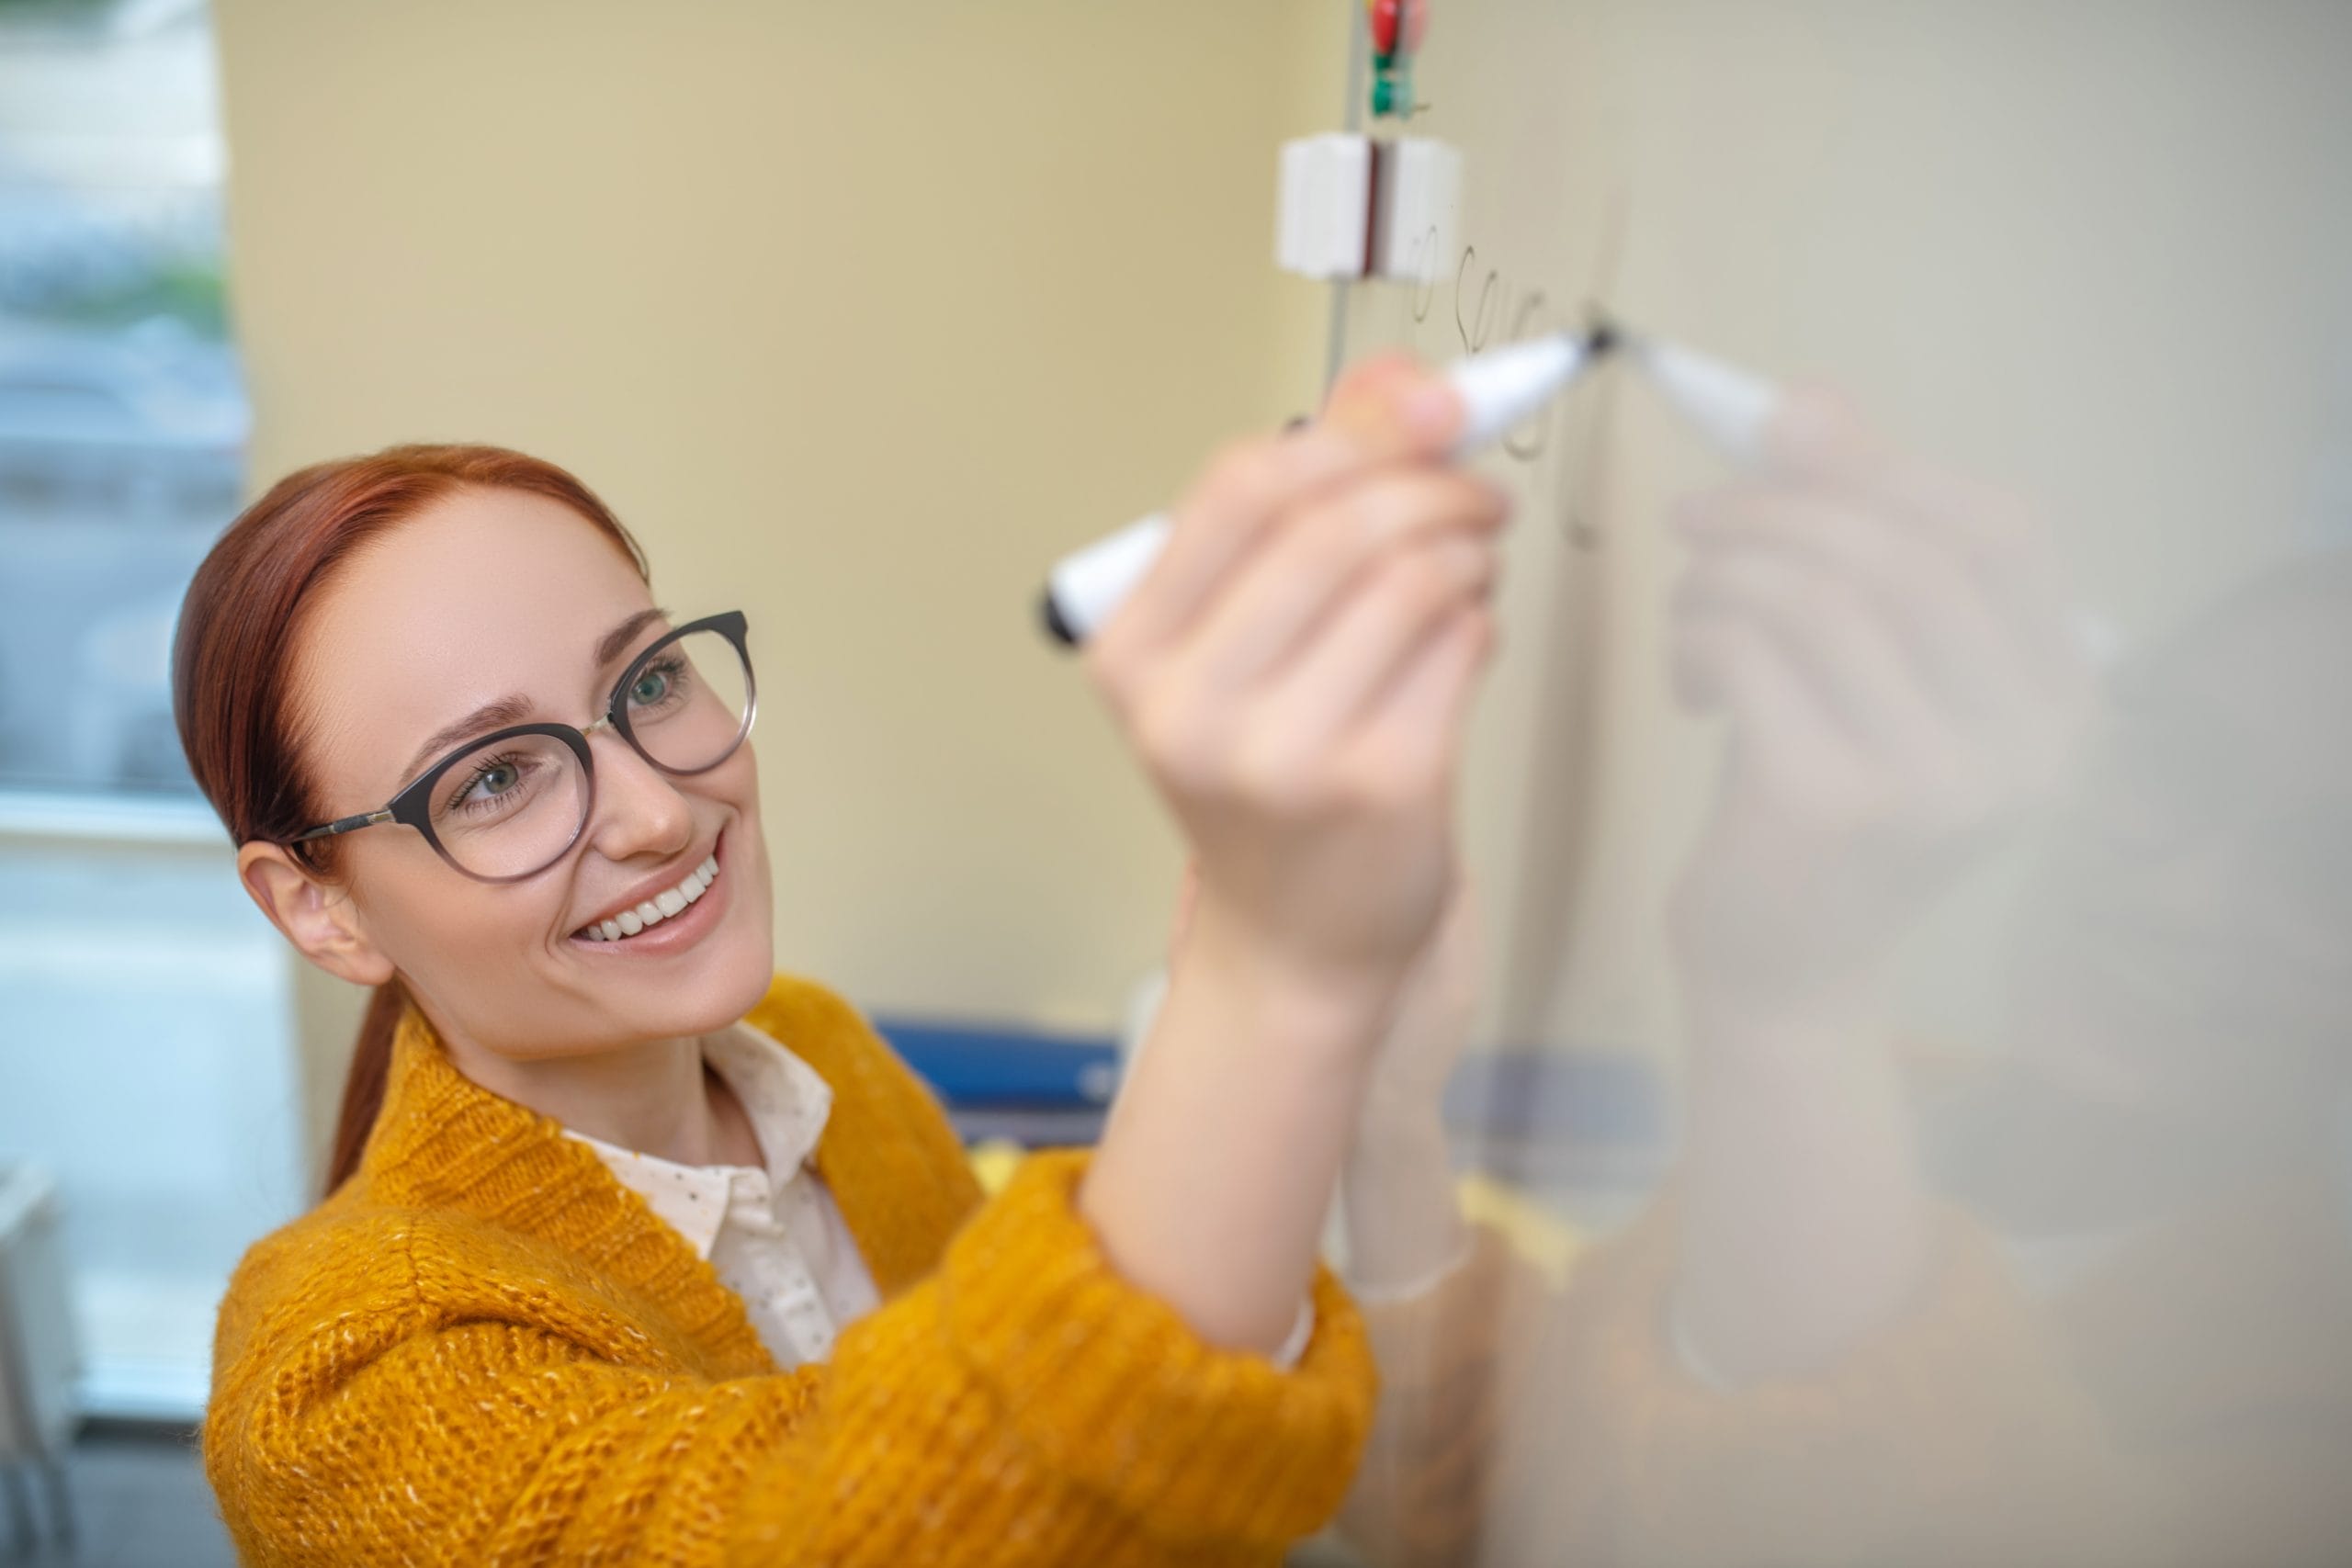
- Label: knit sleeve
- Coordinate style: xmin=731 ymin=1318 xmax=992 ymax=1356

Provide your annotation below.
xmin=204 ymin=1154 xmax=1377 ymax=1568
xmin=729 ymin=1148 xmax=1373 ymax=1561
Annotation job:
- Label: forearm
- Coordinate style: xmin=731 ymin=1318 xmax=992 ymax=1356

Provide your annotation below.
xmin=1340 ymin=1095 xmax=1469 ymax=1294
xmin=1674 ymin=986 xmax=1930 ymax=1382
xmin=1080 ymin=898 xmax=1385 ymax=1354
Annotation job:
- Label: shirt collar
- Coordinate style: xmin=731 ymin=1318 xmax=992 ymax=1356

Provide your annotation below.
xmin=563 ymin=1021 xmax=837 ymax=1258
xmin=706 ymin=1019 xmax=835 ymax=1178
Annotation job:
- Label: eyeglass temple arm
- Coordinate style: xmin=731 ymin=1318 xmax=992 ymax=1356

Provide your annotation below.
xmin=292 ymin=809 xmax=395 ymax=843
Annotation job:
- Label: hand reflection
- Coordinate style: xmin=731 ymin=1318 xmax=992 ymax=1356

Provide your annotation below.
xmin=1666 ymin=388 xmax=2098 ymax=1025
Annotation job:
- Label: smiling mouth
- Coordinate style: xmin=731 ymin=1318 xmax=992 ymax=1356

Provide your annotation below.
xmin=573 ymin=851 xmax=720 ymax=942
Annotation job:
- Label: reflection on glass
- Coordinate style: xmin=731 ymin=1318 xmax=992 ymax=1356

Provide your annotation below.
xmin=1322 ymin=7 xmax=2351 ymax=1559
xmin=1335 ymin=484 xmax=2352 ymax=1568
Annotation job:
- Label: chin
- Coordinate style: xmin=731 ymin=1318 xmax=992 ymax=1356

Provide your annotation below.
xmin=665 ymin=922 xmax=778 ymax=1035
xmin=714 ymin=929 xmax=781 ymax=1017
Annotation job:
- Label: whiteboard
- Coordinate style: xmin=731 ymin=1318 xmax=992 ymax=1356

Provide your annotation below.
xmin=1329 ymin=0 xmax=2352 ymax=1061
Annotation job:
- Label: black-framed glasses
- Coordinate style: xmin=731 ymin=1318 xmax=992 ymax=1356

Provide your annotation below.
xmin=288 ymin=610 xmax=756 ymax=884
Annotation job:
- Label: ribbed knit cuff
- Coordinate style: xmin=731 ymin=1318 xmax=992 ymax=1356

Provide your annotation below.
xmin=939 ymin=1147 xmax=1378 ymax=1549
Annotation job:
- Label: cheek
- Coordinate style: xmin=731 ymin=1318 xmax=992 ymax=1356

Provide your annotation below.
xmin=705 ymin=823 xmax=780 ymax=1021
xmin=351 ymin=836 xmax=564 ymax=970
xmin=713 ymin=745 xmax=770 ymax=860
xmin=727 ymin=739 xmax=763 ymax=812
xmin=726 ymin=810 xmax=776 ymax=945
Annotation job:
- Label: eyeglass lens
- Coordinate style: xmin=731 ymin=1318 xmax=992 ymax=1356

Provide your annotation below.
xmin=619 ymin=626 xmax=753 ymax=773
xmin=429 ymin=627 xmax=752 ymax=879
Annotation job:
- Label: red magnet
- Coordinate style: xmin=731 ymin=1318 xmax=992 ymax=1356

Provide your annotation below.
xmin=1367 ymin=0 xmax=1428 ymax=58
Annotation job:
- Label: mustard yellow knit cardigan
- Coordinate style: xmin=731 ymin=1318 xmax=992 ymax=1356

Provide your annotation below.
xmin=203 ymin=974 xmax=1377 ymax=1565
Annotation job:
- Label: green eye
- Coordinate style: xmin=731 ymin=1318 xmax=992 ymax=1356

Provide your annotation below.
xmin=442 ymin=750 xmax=536 ymax=818
xmin=628 ymin=653 xmax=690 ymax=713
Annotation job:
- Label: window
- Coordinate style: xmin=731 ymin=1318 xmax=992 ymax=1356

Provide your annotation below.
xmin=0 ymin=0 xmax=246 ymax=795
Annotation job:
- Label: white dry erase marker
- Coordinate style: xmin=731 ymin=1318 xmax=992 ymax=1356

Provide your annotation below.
xmin=1628 ymin=332 xmax=2123 ymax=664
xmin=1040 ymin=331 xmax=1607 ymax=647
xmin=1628 ymin=335 xmax=1780 ymax=466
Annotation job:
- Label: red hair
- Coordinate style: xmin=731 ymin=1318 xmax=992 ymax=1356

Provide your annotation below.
xmin=172 ymin=445 xmax=649 ymax=1194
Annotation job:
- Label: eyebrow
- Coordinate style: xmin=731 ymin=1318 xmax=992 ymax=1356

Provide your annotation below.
xmin=596 ymin=605 xmax=672 ymax=670
xmin=395 ymin=606 xmax=672 ymax=784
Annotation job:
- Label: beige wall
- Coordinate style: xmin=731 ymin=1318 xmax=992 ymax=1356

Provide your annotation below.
xmin=211 ymin=0 xmax=1348 ymax=1164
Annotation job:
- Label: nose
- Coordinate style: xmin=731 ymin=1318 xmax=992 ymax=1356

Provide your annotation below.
xmin=581 ymin=727 xmax=696 ymax=865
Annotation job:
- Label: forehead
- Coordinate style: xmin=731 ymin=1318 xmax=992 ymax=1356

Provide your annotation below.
xmin=299 ymin=486 xmax=653 ymax=796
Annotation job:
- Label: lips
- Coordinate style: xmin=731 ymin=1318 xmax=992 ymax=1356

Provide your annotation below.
xmin=573 ymin=845 xmax=720 ymax=942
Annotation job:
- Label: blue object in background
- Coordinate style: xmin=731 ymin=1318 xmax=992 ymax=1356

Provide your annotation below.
xmin=865 ymin=1014 xmax=1671 ymax=1191
xmin=1444 ymin=1046 xmax=1673 ymax=1199
xmin=869 ymin=1017 xmax=1123 ymax=1146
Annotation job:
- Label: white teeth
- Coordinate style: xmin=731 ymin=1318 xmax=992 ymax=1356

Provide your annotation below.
xmin=576 ymin=851 xmax=719 ymax=942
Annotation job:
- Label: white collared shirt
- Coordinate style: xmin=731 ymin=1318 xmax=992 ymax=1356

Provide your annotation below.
xmin=569 ymin=1021 xmax=1314 ymax=1371
xmin=568 ymin=1021 xmax=876 ymax=1368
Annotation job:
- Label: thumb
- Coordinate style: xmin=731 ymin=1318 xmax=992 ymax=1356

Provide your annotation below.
xmin=1764 ymin=382 xmax=1883 ymax=480
xmin=1318 ymin=351 xmax=1464 ymax=457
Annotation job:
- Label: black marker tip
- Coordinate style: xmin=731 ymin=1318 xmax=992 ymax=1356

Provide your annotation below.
xmin=1039 ymin=588 xmax=1081 ymax=648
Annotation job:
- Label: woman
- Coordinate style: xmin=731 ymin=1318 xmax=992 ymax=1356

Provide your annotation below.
xmin=175 ymin=355 xmax=1509 ymax=1565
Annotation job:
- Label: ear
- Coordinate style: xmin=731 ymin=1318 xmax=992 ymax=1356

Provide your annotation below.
xmin=237 ymin=840 xmax=396 ymax=987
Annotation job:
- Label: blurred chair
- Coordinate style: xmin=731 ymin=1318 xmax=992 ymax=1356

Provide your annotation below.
xmin=0 ymin=1162 xmax=77 ymax=1555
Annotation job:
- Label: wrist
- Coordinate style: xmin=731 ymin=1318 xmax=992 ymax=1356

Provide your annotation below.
xmin=1353 ymin=1082 xmax=1452 ymax=1150
xmin=1182 ymin=894 xmax=1401 ymax=1066
xmin=1337 ymin=1116 xmax=1470 ymax=1300
xmin=1344 ymin=1214 xmax=1475 ymax=1303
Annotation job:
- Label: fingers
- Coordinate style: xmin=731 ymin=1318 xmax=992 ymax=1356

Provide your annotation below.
xmin=1760 ymin=386 xmax=2087 ymax=687
xmin=1344 ymin=604 xmax=1498 ymax=793
xmin=1758 ymin=385 xmax=1883 ymax=481
xmin=1321 ymin=350 xmax=1464 ymax=444
xmin=1673 ymin=491 xmax=2039 ymax=721
xmin=1673 ymin=545 xmax=1951 ymax=767
xmin=1710 ymin=624 xmax=1863 ymax=799
xmin=1260 ymin=533 xmax=1499 ymax=757
xmin=1671 ymin=394 xmax=2099 ymax=840
xmin=1092 ymin=357 xmax=1464 ymax=660
xmin=1678 ymin=376 xmax=2094 ymax=728
xmin=1187 ymin=468 xmax=1509 ymax=693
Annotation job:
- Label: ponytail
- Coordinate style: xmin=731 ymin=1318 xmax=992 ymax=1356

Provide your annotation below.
xmin=325 ymin=978 xmax=408 ymax=1194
